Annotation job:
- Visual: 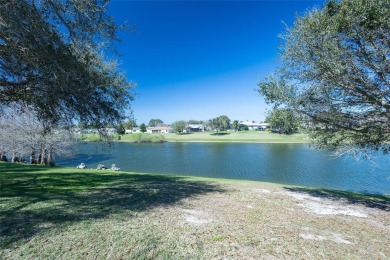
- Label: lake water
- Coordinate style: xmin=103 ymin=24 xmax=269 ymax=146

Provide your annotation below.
xmin=57 ymin=142 xmax=390 ymax=195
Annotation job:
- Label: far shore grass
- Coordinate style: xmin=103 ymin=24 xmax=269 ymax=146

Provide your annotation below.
xmin=1 ymin=162 xmax=389 ymax=259
xmin=163 ymin=131 xmax=309 ymax=143
xmin=83 ymin=131 xmax=310 ymax=143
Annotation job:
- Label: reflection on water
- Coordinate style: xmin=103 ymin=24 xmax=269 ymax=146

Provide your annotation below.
xmin=57 ymin=142 xmax=390 ymax=195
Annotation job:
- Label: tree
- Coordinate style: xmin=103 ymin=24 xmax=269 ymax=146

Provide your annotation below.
xmin=123 ymin=119 xmax=137 ymax=130
xmin=0 ymin=1 xmax=134 ymax=129
xmin=257 ymin=0 xmax=390 ymax=153
xmin=171 ymin=120 xmax=187 ymax=134
xmin=148 ymin=119 xmax=164 ymax=127
xmin=0 ymin=103 xmax=76 ymax=165
xmin=265 ymin=108 xmax=299 ymax=134
xmin=232 ymin=120 xmax=239 ymax=131
xmin=140 ymin=123 xmax=147 ymax=133
xmin=208 ymin=115 xmax=231 ymax=132
xmin=219 ymin=115 xmax=231 ymax=131
xmin=116 ymin=123 xmax=126 ymax=135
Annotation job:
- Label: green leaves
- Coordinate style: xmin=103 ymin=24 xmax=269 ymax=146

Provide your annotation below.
xmin=171 ymin=120 xmax=187 ymax=133
xmin=208 ymin=115 xmax=231 ymax=132
xmin=265 ymin=108 xmax=299 ymax=135
xmin=257 ymin=0 xmax=390 ymax=153
xmin=0 ymin=0 xmax=134 ymax=128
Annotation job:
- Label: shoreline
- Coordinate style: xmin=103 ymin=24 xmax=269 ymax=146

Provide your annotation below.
xmin=1 ymin=162 xmax=386 ymax=196
xmin=82 ymin=131 xmax=311 ymax=144
xmin=120 ymin=140 xmax=310 ymax=144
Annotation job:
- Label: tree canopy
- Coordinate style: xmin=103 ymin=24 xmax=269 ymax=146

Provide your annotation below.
xmin=140 ymin=123 xmax=147 ymax=133
xmin=148 ymin=119 xmax=164 ymax=127
xmin=208 ymin=115 xmax=231 ymax=132
xmin=257 ymin=0 xmax=390 ymax=153
xmin=265 ymin=108 xmax=299 ymax=134
xmin=0 ymin=0 xmax=134 ymax=128
xmin=232 ymin=120 xmax=239 ymax=131
xmin=171 ymin=120 xmax=187 ymax=134
xmin=123 ymin=119 xmax=137 ymax=130
xmin=116 ymin=123 xmax=126 ymax=135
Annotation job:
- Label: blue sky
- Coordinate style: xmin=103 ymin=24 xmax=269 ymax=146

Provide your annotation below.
xmin=109 ymin=0 xmax=324 ymax=125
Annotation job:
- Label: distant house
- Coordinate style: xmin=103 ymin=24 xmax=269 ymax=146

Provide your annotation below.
xmin=125 ymin=127 xmax=140 ymax=133
xmin=106 ymin=128 xmax=116 ymax=133
xmin=238 ymin=121 xmax=270 ymax=131
xmin=146 ymin=125 xmax=175 ymax=134
xmin=239 ymin=121 xmax=262 ymax=130
xmin=80 ymin=129 xmax=98 ymax=134
xmin=186 ymin=124 xmax=205 ymax=132
xmin=259 ymin=123 xmax=270 ymax=130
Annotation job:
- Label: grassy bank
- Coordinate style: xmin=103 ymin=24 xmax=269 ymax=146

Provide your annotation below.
xmin=81 ymin=133 xmax=165 ymax=143
xmin=119 ymin=131 xmax=309 ymax=143
xmin=1 ymin=162 xmax=389 ymax=259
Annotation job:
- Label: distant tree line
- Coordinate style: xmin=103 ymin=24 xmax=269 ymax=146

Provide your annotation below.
xmin=134 ymin=115 xmax=301 ymax=135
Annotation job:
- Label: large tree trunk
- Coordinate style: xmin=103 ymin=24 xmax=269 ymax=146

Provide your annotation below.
xmin=47 ymin=146 xmax=55 ymax=166
xmin=39 ymin=147 xmax=48 ymax=165
xmin=11 ymin=152 xmax=19 ymax=163
xmin=30 ymin=146 xmax=36 ymax=164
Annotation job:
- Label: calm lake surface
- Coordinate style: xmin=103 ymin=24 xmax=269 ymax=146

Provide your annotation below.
xmin=57 ymin=142 xmax=390 ymax=195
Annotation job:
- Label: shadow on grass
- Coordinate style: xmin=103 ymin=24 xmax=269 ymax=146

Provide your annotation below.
xmin=284 ymin=187 xmax=390 ymax=211
xmin=0 ymin=163 xmax=225 ymax=248
xmin=210 ymin=132 xmax=230 ymax=136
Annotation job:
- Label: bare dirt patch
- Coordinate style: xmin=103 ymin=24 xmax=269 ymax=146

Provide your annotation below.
xmin=182 ymin=209 xmax=212 ymax=225
xmin=143 ymin=181 xmax=389 ymax=259
xmin=283 ymin=191 xmax=369 ymax=217
xmin=300 ymin=227 xmax=354 ymax=244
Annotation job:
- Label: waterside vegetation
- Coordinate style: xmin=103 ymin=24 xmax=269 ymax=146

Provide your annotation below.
xmin=163 ymin=131 xmax=308 ymax=143
xmin=81 ymin=131 xmax=308 ymax=143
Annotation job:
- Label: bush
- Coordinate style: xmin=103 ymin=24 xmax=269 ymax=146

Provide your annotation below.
xmin=133 ymin=133 xmax=165 ymax=143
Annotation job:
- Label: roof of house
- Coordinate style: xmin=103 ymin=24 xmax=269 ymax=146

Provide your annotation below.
xmin=240 ymin=121 xmax=262 ymax=126
xmin=188 ymin=124 xmax=203 ymax=129
xmin=147 ymin=126 xmax=173 ymax=131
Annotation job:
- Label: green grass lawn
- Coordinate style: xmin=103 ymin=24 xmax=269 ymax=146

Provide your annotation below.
xmin=118 ymin=131 xmax=309 ymax=143
xmin=1 ymin=162 xmax=389 ymax=259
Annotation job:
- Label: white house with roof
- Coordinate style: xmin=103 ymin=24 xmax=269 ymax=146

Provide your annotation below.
xmin=146 ymin=125 xmax=175 ymax=134
xmin=239 ymin=121 xmax=270 ymax=130
xmin=125 ymin=127 xmax=141 ymax=133
xmin=259 ymin=123 xmax=270 ymax=130
xmin=186 ymin=124 xmax=205 ymax=132
xmin=239 ymin=121 xmax=261 ymax=130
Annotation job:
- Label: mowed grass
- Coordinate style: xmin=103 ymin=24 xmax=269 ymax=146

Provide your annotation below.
xmin=120 ymin=131 xmax=309 ymax=143
xmin=1 ymin=162 xmax=389 ymax=259
xmin=82 ymin=133 xmax=165 ymax=143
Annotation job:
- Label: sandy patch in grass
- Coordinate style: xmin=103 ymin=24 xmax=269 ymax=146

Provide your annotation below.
xmin=284 ymin=191 xmax=369 ymax=217
xmin=300 ymin=227 xmax=354 ymax=244
xmin=300 ymin=233 xmax=353 ymax=244
xmin=253 ymin=188 xmax=271 ymax=193
xmin=182 ymin=209 xmax=212 ymax=225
